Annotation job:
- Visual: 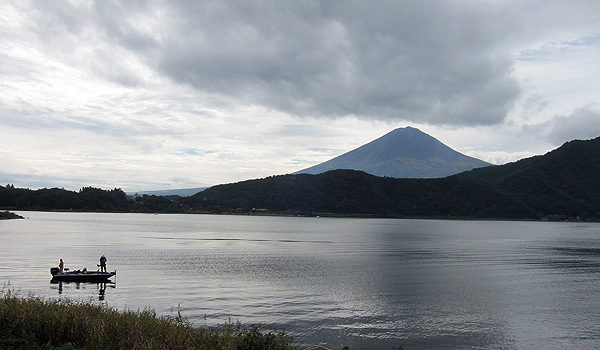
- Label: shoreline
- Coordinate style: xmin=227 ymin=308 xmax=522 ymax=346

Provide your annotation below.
xmin=9 ymin=208 xmax=598 ymax=223
xmin=1 ymin=289 xmax=297 ymax=350
xmin=0 ymin=210 xmax=24 ymax=220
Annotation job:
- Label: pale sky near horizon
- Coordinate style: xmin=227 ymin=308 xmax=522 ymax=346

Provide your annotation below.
xmin=1 ymin=1 xmax=599 ymax=192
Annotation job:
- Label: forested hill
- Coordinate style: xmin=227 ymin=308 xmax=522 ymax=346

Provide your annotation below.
xmin=0 ymin=186 xmax=181 ymax=213
xmin=456 ymin=137 xmax=600 ymax=218
xmin=191 ymin=170 xmax=531 ymax=218
xmin=190 ymin=136 xmax=600 ymax=220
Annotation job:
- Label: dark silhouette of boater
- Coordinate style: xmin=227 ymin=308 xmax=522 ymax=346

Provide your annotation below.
xmin=99 ymin=255 xmax=107 ymax=272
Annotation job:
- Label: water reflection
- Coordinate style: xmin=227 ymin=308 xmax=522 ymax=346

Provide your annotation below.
xmin=5 ymin=212 xmax=600 ymax=349
xmin=528 ymin=246 xmax=600 ymax=272
xmin=50 ymin=280 xmax=116 ymax=301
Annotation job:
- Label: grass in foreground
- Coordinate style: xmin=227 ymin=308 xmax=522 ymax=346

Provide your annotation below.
xmin=0 ymin=289 xmax=292 ymax=350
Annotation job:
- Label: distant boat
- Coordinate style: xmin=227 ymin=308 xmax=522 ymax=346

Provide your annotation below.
xmin=50 ymin=267 xmax=116 ymax=282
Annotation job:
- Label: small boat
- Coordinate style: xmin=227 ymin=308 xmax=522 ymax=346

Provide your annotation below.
xmin=50 ymin=267 xmax=116 ymax=282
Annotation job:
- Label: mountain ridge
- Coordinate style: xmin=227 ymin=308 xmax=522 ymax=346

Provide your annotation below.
xmin=189 ymin=135 xmax=600 ymax=220
xmin=295 ymin=126 xmax=491 ymax=178
xmin=2 ymin=135 xmax=599 ymax=220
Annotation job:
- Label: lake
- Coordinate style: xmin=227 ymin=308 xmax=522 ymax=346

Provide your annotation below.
xmin=1 ymin=212 xmax=600 ymax=349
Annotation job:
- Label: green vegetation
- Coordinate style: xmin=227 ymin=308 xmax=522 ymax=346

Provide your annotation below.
xmin=0 ymin=210 xmax=23 ymax=220
xmin=0 ymin=289 xmax=292 ymax=350
xmin=0 ymin=186 xmax=184 ymax=214
xmin=1 ymin=136 xmax=599 ymax=220
xmin=0 ymin=185 xmax=130 ymax=213
xmin=185 ymin=170 xmax=534 ymax=219
xmin=458 ymin=137 xmax=600 ymax=219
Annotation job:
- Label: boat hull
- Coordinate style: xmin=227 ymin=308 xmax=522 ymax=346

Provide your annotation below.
xmin=50 ymin=268 xmax=116 ymax=282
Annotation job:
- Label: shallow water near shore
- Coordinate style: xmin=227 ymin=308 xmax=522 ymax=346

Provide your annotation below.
xmin=2 ymin=212 xmax=600 ymax=349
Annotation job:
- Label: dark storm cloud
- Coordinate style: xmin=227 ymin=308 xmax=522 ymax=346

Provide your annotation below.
xmin=153 ymin=1 xmax=520 ymax=126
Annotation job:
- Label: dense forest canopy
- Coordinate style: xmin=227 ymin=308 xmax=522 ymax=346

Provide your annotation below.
xmin=0 ymin=186 xmax=181 ymax=214
xmin=1 ymin=136 xmax=599 ymax=220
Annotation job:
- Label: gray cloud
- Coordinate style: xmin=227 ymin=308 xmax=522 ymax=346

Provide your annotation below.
xmin=525 ymin=106 xmax=600 ymax=146
xmin=18 ymin=1 xmax=600 ymax=128
xmin=3 ymin=0 xmax=600 ymax=191
xmin=152 ymin=1 xmax=521 ymax=125
xmin=545 ymin=107 xmax=600 ymax=145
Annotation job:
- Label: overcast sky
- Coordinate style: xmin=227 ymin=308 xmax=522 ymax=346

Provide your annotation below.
xmin=1 ymin=1 xmax=599 ymax=192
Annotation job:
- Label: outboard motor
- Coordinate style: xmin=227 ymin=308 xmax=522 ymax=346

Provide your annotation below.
xmin=50 ymin=267 xmax=60 ymax=276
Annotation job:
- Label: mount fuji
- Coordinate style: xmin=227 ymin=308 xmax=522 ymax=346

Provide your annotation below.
xmin=295 ymin=127 xmax=491 ymax=178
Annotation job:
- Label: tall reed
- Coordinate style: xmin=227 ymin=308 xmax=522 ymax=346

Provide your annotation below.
xmin=1 ymin=288 xmax=292 ymax=350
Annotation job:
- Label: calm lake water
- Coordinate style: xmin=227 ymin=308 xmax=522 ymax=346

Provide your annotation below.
xmin=1 ymin=212 xmax=600 ymax=349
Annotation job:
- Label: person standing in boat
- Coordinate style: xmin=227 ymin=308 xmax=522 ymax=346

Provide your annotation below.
xmin=59 ymin=259 xmax=64 ymax=273
xmin=99 ymin=255 xmax=107 ymax=272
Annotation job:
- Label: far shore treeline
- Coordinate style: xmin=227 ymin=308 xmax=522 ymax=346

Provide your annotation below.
xmin=1 ymin=136 xmax=600 ymax=221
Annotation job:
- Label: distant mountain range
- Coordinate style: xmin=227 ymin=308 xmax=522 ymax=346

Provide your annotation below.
xmin=188 ymin=136 xmax=600 ymax=220
xmin=295 ymin=126 xmax=491 ymax=178
xmin=131 ymin=127 xmax=488 ymax=196
xmin=130 ymin=188 xmax=207 ymax=197
xmin=4 ymin=133 xmax=599 ymax=220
